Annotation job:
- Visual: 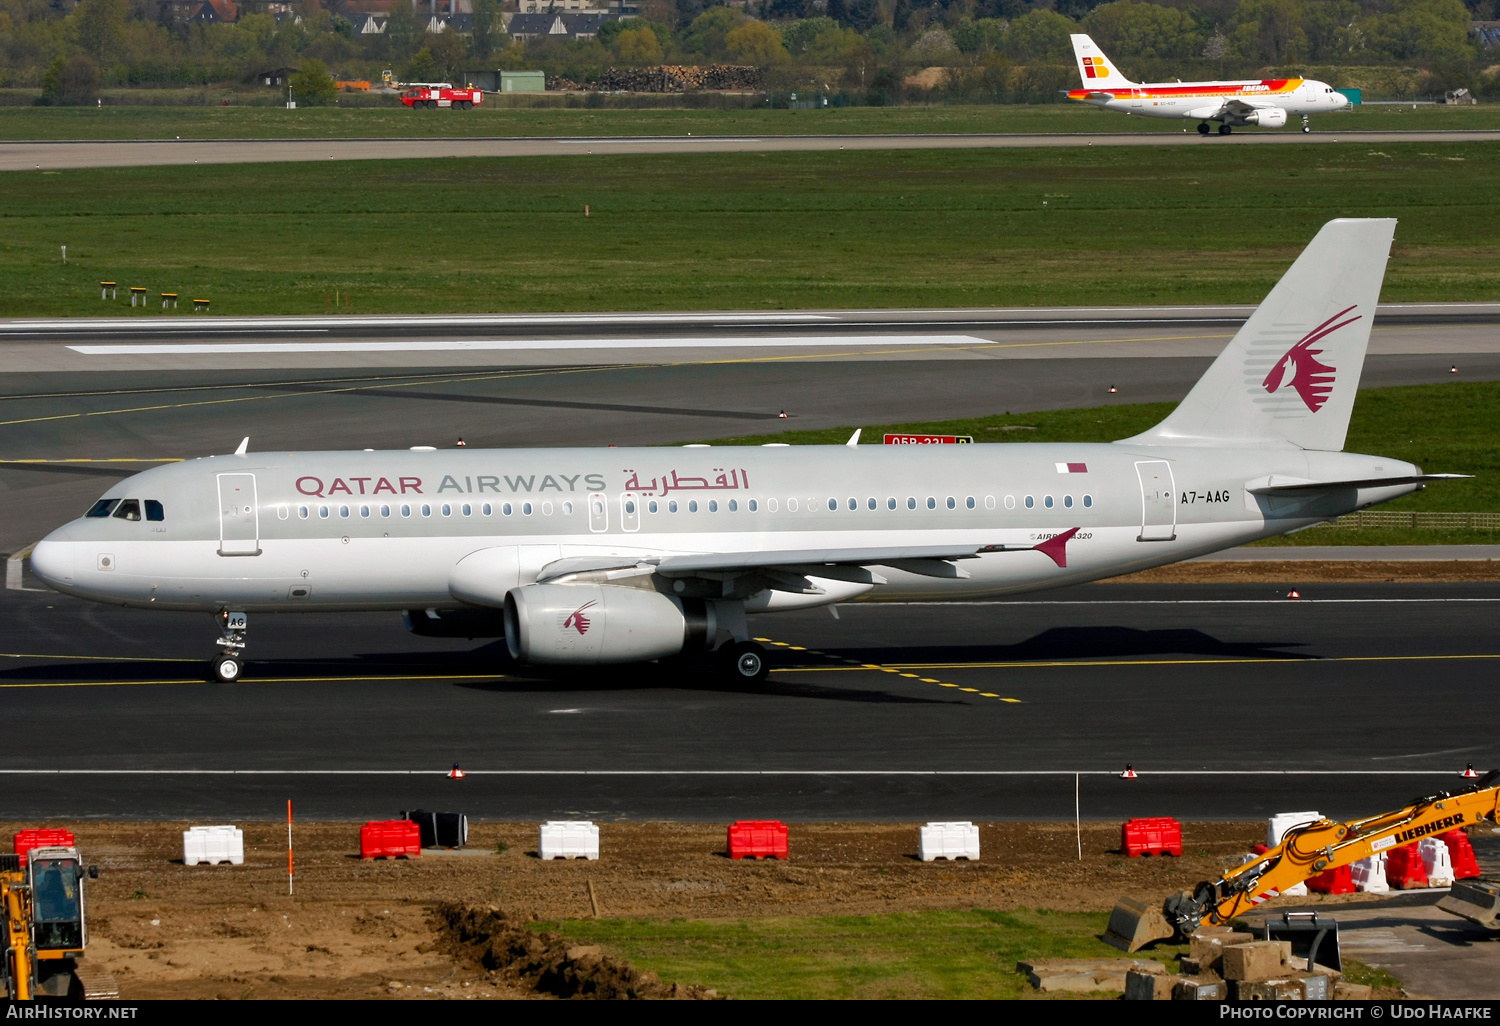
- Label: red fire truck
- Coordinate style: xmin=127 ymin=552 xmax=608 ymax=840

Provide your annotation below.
xmin=400 ymin=83 xmax=484 ymax=109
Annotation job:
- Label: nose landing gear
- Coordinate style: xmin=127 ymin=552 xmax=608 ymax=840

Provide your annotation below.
xmin=211 ymin=610 xmax=247 ymax=682
xmin=1301 ymin=114 xmax=1311 ymax=133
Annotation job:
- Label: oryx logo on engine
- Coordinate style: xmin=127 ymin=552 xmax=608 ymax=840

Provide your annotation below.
xmin=1262 ymin=305 xmax=1359 ymax=413
xmin=562 ymin=601 xmax=597 ymax=635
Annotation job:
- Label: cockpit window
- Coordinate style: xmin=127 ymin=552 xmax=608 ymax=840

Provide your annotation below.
xmin=145 ymin=500 xmax=164 ymax=522
xmin=85 ymin=499 xmax=120 ymax=518
xmin=113 ymin=499 xmax=142 ymax=521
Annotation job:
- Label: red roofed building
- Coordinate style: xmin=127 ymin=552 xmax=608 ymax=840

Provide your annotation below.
xmin=192 ymin=0 xmax=238 ymax=22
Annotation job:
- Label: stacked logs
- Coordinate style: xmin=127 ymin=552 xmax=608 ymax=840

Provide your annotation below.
xmin=592 ymin=65 xmax=764 ymax=92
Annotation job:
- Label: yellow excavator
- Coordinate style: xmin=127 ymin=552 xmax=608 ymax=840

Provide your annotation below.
xmin=2 ymin=846 xmax=118 ymax=999
xmin=1106 ymin=770 xmax=1500 ymax=951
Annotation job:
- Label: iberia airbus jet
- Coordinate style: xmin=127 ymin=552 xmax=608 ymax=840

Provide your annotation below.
xmin=31 ymin=220 xmax=1463 ymax=685
xmin=1068 ymin=33 xmax=1348 ymax=134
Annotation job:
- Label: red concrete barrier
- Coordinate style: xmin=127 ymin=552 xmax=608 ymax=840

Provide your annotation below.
xmin=1385 ymin=844 xmax=1429 ymax=889
xmin=360 ymin=820 xmax=421 ymax=860
xmin=1439 ymin=829 xmax=1482 ymax=880
xmin=1121 ymin=817 xmax=1183 ymax=857
xmin=14 ymin=829 xmax=75 ymax=860
xmin=1306 ymin=864 xmax=1356 ymax=894
xmin=728 ymin=820 xmax=788 ymax=860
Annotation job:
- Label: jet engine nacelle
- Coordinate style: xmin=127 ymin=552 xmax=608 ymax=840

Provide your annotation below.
xmin=1244 ymin=107 xmax=1287 ymax=127
xmin=503 ymin=584 xmax=716 ymax=665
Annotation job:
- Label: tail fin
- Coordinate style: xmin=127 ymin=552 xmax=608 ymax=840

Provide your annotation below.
xmin=1071 ymin=34 xmax=1134 ymax=89
xmin=1123 ymin=218 xmax=1396 ymax=452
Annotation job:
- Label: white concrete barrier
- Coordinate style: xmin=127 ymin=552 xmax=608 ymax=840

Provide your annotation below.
xmin=183 ymin=825 xmax=244 ymax=866
xmin=1419 ymin=838 xmax=1455 ymax=887
xmin=919 ymin=822 xmax=980 ymax=862
xmin=1267 ymin=811 xmax=1321 ymax=846
xmin=1266 ymin=812 xmax=1321 ymax=896
xmin=540 ymin=820 xmax=599 ymax=860
xmin=1352 ymin=853 xmax=1389 ymax=893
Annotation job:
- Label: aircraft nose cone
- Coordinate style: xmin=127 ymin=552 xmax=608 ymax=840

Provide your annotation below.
xmin=30 ymin=538 xmax=75 ymax=587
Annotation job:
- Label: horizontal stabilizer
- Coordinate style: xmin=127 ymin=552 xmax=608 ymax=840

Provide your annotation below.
xmin=1246 ymin=473 xmax=1470 ymax=494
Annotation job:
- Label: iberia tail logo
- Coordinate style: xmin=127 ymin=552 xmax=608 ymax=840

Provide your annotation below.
xmin=563 ymin=600 xmax=597 ymax=635
xmin=1262 ymin=305 xmax=1359 ymax=412
xmin=1081 ymin=56 xmax=1109 ymax=78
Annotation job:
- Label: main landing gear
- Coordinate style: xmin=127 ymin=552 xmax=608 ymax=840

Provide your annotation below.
xmin=211 ymin=609 xmax=247 ymax=682
xmin=718 ymin=640 xmax=769 ymax=683
xmin=1301 ymin=114 xmax=1311 ymax=133
xmin=1197 ymin=122 xmax=1210 ymax=135
xmin=1218 ymin=124 xmax=1233 ymax=135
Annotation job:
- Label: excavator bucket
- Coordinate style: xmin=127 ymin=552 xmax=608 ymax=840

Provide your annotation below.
xmin=1103 ymin=896 xmax=1176 ymax=952
xmin=1438 ymin=880 xmax=1500 ymax=931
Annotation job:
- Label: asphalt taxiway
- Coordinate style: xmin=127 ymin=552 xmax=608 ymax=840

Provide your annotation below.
xmin=1 ymin=579 xmax=1496 ymax=820
xmin=6 ymin=130 xmax=1500 ymax=171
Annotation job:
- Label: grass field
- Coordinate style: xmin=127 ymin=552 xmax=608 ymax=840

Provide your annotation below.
xmin=531 ymin=910 xmax=1400 ymax=999
xmin=5 ymin=141 xmax=1499 ymax=317
xmin=702 ymin=381 xmax=1500 ymax=546
xmin=536 ymin=908 xmax=1182 ymax=999
xmin=0 ymin=100 xmax=1496 ymax=140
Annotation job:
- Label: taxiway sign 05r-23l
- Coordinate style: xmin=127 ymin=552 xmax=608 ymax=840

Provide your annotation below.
xmin=32 ymin=219 xmax=1463 ymax=684
xmin=1068 ymin=32 xmax=1349 ymax=134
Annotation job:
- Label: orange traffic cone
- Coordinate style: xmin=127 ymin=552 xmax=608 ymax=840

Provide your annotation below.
xmin=448 ymin=763 xmax=466 ymax=779
xmin=778 ymin=410 xmax=788 ymax=419
xmin=1120 ymin=764 xmax=1138 ymax=780
xmin=1288 ymin=589 xmax=1301 ymax=599
xmin=1462 ymin=764 xmax=1479 ymax=779
xmin=1108 ymin=385 xmax=1117 ymax=394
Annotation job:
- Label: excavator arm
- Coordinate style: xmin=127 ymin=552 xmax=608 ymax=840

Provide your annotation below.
xmin=1107 ymin=771 xmax=1500 ymax=951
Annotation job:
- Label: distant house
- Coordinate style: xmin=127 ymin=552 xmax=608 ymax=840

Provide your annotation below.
xmin=506 ymin=11 xmax=617 ymax=40
xmin=350 ymin=13 xmax=387 ymax=33
xmin=192 ymin=0 xmax=238 ymax=21
xmin=257 ymin=66 xmax=297 ymax=87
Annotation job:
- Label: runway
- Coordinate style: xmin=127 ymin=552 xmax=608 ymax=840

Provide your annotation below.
xmin=6 ymin=131 xmax=1500 ymax=170
xmin=2 ymin=305 xmax=1497 ymax=554
xmin=1 ymin=580 xmax=1495 ymax=819
xmin=4 ymin=303 xmax=1499 ymax=372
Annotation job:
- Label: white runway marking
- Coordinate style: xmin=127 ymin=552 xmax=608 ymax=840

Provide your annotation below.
xmin=5 ymin=312 xmax=834 ymax=333
xmin=67 ymin=334 xmax=989 ymax=356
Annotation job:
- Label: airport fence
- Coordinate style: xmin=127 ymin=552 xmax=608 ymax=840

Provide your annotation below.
xmin=1327 ymin=511 xmax=1500 ymax=530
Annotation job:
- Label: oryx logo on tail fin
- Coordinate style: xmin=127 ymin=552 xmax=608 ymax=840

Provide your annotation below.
xmin=1262 ymin=305 xmax=1359 ymax=413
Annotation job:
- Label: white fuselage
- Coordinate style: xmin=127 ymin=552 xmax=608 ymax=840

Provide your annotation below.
xmin=1070 ymin=77 xmax=1348 ymax=122
xmin=31 ymin=442 xmax=1419 ymax=615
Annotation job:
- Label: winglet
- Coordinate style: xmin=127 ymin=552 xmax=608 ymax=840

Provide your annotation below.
xmin=845 ymin=429 xmax=861 ymax=448
xmin=1033 ymin=527 xmax=1080 ymax=568
xmin=234 ymin=437 xmax=249 ymax=455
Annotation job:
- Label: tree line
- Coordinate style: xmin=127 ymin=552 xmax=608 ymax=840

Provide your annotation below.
xmin=3 ymin=0 xmax=1490 ymax=103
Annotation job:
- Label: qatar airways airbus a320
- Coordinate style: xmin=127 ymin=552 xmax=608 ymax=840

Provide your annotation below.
xmin=31 ymin=219 xmax=1460 ymax=684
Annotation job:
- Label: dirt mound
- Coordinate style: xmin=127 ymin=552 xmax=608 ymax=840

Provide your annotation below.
xmin=435 ymin=904 xmax=719 ymax=1000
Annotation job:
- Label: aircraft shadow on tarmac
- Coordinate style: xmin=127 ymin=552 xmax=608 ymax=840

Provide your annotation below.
xmin=818 ymin=625 xmax=1311 ymax=666
xmin=0 ymin=627 xmax=1307 ymax=692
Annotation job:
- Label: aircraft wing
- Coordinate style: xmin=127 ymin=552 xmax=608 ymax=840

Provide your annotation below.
xmin=1223 ymin=97 xmax=1281 ymax=115
xmin=534 ymin=533 xmax=1082 ymax=588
